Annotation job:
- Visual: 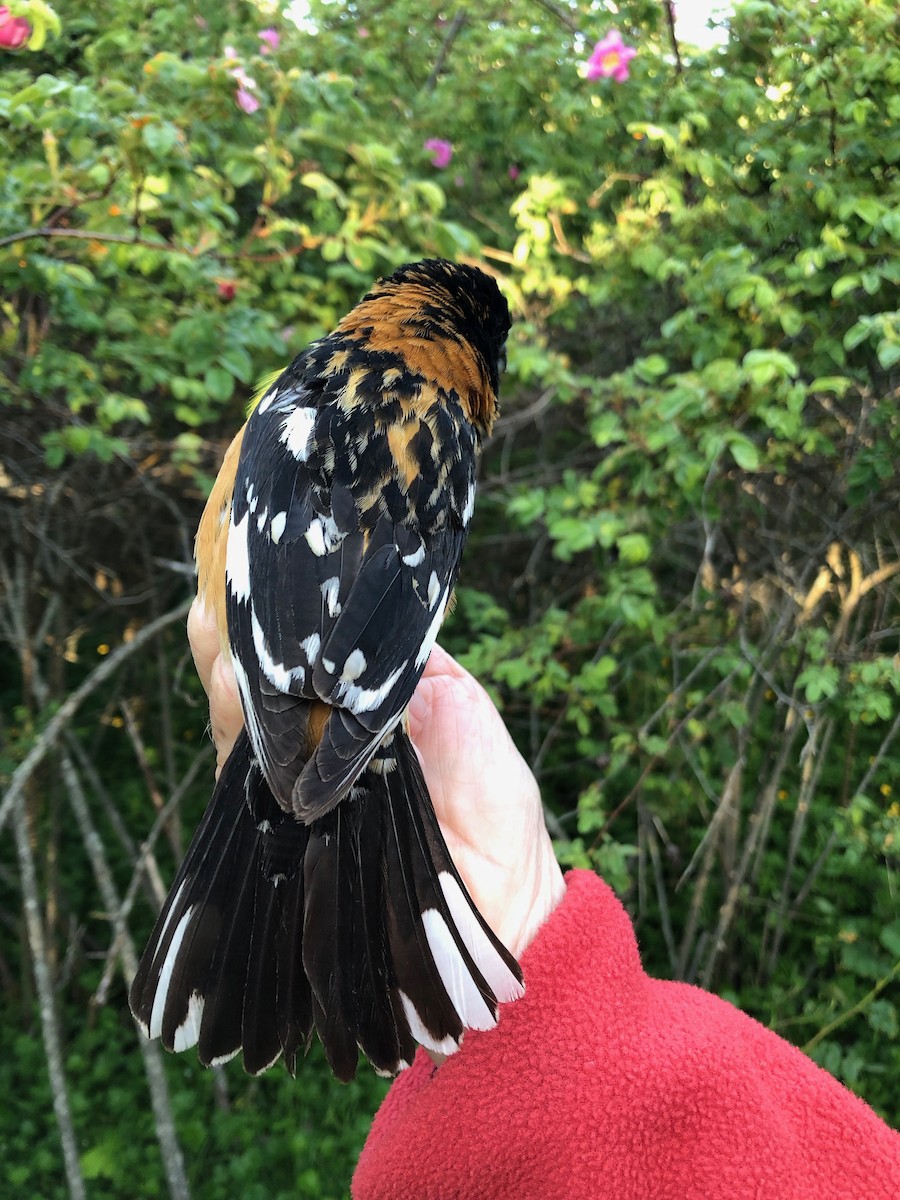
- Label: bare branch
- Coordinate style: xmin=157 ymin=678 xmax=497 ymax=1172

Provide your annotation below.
xmin=662 ymin=0 xmax=684 ymax=76
xmin=423 ymin=11 xmax=467 ymax=92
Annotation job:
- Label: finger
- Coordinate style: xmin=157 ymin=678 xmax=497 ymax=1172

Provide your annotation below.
xmin=409 ymin=643 xmax=468 ymax=734
xmin=208 ymin=652 xmax=244 ymax=773
xmin=187 ymin=599 xmax=220 ymax=697
xmin=420 ymin=641 xmax=466 ymax=681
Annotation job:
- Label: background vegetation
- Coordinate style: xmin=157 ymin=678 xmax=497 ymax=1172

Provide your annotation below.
xmin=1 ymin=0 xmax=898 ymax=1195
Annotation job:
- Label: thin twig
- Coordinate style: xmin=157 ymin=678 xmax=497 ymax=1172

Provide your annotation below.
xmin=423 ymin=11 xmax=467 ymax=92
xmin=530 ymin=0 xmax=579 ymax=35
xmin=662 ymin=0 xmax=684 ymax=75
xmin=803 ymin=961 xmax=900 ymax=1054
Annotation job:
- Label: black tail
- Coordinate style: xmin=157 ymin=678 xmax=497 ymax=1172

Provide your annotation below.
xmin=130 ymin=729 xmax=524 ymax=1080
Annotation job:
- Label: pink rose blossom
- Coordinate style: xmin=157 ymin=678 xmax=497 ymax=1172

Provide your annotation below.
xmin=223 ymin=46 xmax=261 ymax=114
xmin=585 ymin=30 xmax=637 ymax=83
xmin=424 ymin=138 xmax=453 ymax=169
xmin=0 ymin=6 xmax=31 ymax=49
xmin=230 ymin=64 xmax=255 ymax=90
xmin=236 ymin=87 xmax=260 ymax=114
xmin=258 ymin=27 xmax=279 ymax=53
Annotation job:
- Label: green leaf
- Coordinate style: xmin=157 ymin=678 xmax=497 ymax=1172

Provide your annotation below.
xmin=204 ymin=367 xmax=235 ymax=402
xmin=142 ymin=122 xmax=178 ymax=158
xmin=729 ymin=435 xmax=760 ymax=471
xmin=633 ymin=354 xmax=668 ymax=382
xmin=879 ymin=921 xmax=900 ymax=959
xmin=616 ymin=533 xmax=651 ymax=564
xmin=831 ymin=274 xmax=860 ymax=300
xmin=808 ymin=376 xmax=852 ymax=396
xmin=853 ymin=198 xmax=881 ymax=227
xmin=219 ymin=346 xmax=254 ymax=383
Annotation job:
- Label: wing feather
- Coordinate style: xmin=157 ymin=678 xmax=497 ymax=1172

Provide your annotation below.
xmin=226 ymin=375 xmax=475 ymax=819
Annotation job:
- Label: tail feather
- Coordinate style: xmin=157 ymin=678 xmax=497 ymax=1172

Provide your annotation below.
xmin=349 ymin=795 xmax=416 ymax=1074
xmin=302 ymin=812 xmax=361 ymax=1081
xmin=131 ymin=727 xmax=524 ymax=1078
xmin=129 ymin=731 xmax=313 ymax=1072
xmin=275 ymin=869 xmax=313 ymax=1075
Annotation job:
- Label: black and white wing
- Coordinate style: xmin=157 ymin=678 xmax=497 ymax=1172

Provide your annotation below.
xmin=225 ymin=375 xmax=475 ymax=821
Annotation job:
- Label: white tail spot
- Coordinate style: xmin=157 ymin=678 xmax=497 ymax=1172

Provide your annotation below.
xmin=149 ymin=905 xmax=195 ymax=1039
xmin=173 ymin=992 xmax=205 ymax=1052
xmin=438 ymin=872 xmax=524 ymax=1004
xmin=398 ymin=990 xmax=460 ymax=1057
xmin=422 ymin=908 xmax=496 ymax=1031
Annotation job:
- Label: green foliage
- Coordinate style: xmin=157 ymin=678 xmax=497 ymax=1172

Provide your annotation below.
xmin=2 ymin=0 xmax=898 ymax=1194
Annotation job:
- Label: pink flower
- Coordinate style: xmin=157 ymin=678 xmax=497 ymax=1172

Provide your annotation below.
xmin=358 ymin=26 xmax=370 ymax=38
xmin=236 ymin=87 xmax=259 ymax=114
xmin=585 ymin=30 xmax=637 ymax=83
xmin=223 ymin=47 xmax=261 ymax=114
xmin=217 ymin=280 xmax=237 ymax=301
xmin=258 ymin=27 xmax=279 ymax=53
xmin=230 ymin=64 xmax=255 ymax=90
xmin=508 ymin=164 xmax=521 ymax=180
xmin=424 ymin=138 xmax=453 ymax=169
xmin=0 ymin=6 xmax=31 ymax=49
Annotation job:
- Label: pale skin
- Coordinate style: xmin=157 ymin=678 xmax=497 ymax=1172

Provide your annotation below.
xmin=187 ymin=599 xmax=565 ymax=972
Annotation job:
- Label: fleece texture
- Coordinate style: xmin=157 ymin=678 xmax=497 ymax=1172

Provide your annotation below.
xmin=352 ymin=869 xmax=900 ymax=1199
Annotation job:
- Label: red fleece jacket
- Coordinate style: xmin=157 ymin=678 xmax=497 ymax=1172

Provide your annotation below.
xmin=353 ymin=870 xmax=900 ymax=1199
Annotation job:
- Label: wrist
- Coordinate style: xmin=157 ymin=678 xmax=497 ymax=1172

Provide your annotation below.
xmin=503 ymin=831 xmax=566 ymax=959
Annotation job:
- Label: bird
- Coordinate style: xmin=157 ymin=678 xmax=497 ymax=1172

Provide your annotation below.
xmin=129 ymin=258 xmax=524 ymax=1081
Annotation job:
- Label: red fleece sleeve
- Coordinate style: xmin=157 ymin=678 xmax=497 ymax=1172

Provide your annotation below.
xmin=352 ymin=870 xmax=900 ymax=1200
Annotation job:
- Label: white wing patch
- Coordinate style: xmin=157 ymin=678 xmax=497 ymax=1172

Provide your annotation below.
xmin=301 ymin=632 xmax=321 ymax=665
xmin=427 ymin=570 xmax=441 ymax=609
xmin=461 ymin=480 xmax=476 ymax=526
xmin=341 ymin=648 xmax=367 ymax=682
xmin=305 ymin=514 xmax=343 ymax=557
xmin=321 ymin=576 xmax=342 ymax=617
xmin=256 ymin=387 xmax=278 ymax=415
xmin=415 ymin=588 xmax=450 ymax=668
xmin=226 ymin=507 xmax=251 ymax=601
xmin=251 ymin=609 xmax=306 ymax=691
xmin=270 ymin=510 xmax=287 ymax=544
xmin=335 ymin=661 xmax=408 ymax=713
xmin=401 ymin=541 xmax=426 ymax=567
xmin=280 ymin=405 xmax=317 ymax=460
xmin=233 ymin=654 xmax=270 ymax=772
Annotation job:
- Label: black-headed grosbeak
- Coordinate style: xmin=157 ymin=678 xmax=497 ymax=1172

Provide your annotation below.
xmin=130 ymin=259 xmax=523 ymax=1081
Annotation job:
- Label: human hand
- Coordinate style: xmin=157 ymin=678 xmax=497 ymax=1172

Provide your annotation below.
xmin=187 ymin=598 xmax=564 ymax=959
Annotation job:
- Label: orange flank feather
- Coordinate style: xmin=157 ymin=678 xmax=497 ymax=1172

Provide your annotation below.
xmin=195 ymin=425 xmax=244 ymax=652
